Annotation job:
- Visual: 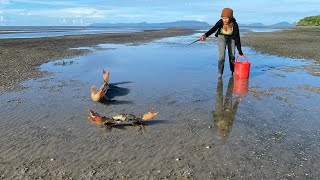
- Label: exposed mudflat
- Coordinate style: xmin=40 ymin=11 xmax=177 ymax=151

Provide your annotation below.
xmin=0 ymin=28 xmax=319 ymax=179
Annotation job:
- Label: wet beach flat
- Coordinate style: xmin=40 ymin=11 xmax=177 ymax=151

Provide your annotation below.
xmin=242 ymin=27 xmax=320 ymax=62
xmin=0 ymin=27 xmax=319 ymax=179
xmin=0 ymin=28 xmax=194 ymax=93
xmin=241 ymin=27 xmax=320 ymax=77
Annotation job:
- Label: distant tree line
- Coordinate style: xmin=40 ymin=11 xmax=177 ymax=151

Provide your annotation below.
xmin=297 ymin=15 xmax=320 ymax=26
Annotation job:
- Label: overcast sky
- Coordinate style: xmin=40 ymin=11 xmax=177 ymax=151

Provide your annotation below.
xmin=0 ymin=0 xmax=319 ymax=26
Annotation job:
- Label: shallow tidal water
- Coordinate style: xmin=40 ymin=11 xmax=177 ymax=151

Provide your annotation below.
xmin=0 ymin=33 xmax=319 ymax=179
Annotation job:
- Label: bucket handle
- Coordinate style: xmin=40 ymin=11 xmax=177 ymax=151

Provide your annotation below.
xmin=236 ymin=55 xmax=249 ymax=63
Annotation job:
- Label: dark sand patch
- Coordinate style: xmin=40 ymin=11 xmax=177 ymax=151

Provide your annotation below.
xmin=298 ymin=85 xmax=320 ymax=94
xmin=270 ymin=72 xmax=286 ymax=78
xmin=275 ymin=64 xmax=320 ymax=77
xmin=53 ymin=60 xmax=77 ymax=66
xmin=250 ymin=86 xmax=306 ymax=100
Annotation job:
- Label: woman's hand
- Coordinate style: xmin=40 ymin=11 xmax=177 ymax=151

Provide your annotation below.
xmin=200 ymin=34 xmax=206 ymax=41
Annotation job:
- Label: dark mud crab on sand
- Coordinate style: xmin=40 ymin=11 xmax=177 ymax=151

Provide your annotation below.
xmin=88 ymin=108 xmax=158 ymax=131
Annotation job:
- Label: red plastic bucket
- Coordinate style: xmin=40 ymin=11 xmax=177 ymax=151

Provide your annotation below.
xmin=234 ymin=55 xmax=251 ymax=79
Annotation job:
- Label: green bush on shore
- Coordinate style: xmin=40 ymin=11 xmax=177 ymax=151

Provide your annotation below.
xmin=297 ymin=15 xmax=320 ymax=26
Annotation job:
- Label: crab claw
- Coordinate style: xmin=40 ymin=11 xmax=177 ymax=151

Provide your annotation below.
xmin=91 ymin=85 xmax=103 ymax=102
xmin=88 ymin=109 xmax=105 ymax=124
xmin=103 ymin=69 xmax=110 ymax=83
xmin=141 ymin=108 xmax=158 ymax=120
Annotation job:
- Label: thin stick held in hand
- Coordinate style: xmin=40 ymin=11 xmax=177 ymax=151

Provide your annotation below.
xmin=188 ymin=39 xmax=200 ymax=45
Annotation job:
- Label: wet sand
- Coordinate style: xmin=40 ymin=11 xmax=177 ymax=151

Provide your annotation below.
xmin=0 ymin=28 xmax=319 ymax=179
xmin=242 ymin=27 xmax=320 ymax=62
xmin=0 ymin=28 xmax=194 ymax=93
xmin=240 ymin=27 xmax=320 ymax=77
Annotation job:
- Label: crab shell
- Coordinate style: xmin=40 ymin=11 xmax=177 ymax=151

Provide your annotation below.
xmin=112 ymin=114 xmax=137 ymax=122
xmin=99 ymin=82 xmax=109 ymax=99
xmin=91 ymin=85 xmax=103 ymax=102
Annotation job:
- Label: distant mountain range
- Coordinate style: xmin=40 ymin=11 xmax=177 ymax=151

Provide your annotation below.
xmin=90 ymin=20 xmax=292 ymax=27
xmin=90 ymin=21 xmax=210 ymax=27
xmin=240 ymin=22 xmax=293 ymax=27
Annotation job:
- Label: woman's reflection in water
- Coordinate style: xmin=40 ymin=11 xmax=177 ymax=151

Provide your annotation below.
xmin=212 ymin=77 xmax=240 ymax=146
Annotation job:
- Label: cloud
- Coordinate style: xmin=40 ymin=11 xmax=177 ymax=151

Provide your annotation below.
xmin=11 ymin=0 xmax=77 ymax=6
xmin=3 ymin=7 xmax=110 ymax=19
xmin=0 ymin=0 xmax=10 ymax=5
xmin=60 ymin=18 xmax=67 ymax=23
xmin=183 ymin=15 xmax=206 ymax=21
xmin=19 ymin=10 xmax=31 ymax=15
xmin=2 ymin=9 xmax=29 ymax=14
xmin=0 ymin=15 xmax=14 ymax=22
xmin=71 ymin=18 xmax=84 ymax=25
xmin=60 ymin=8 xmax=106 ymax=18
xmin=30 ymin=7 xmax=109 ymax=18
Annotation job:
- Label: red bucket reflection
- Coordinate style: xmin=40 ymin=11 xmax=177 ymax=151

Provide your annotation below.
xmin=233 ymin=78 xmax=249 ymax=100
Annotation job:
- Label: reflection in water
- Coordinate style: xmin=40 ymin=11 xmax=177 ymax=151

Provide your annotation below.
xmin=212 ymin=77 xmax=240 ymax=145
xmin=233 ymin=78 xmax=249 ymax=101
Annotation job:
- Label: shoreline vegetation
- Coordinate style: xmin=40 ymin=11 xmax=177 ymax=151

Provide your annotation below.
xmin=296 ymin=15 xmax=320 ymax=26
xmin=0 ymin=26 xmax=319 ymax=93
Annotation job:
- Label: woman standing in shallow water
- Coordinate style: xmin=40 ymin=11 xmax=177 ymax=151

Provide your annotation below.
xmin=200 ymin=8 xmax=244 ymax=79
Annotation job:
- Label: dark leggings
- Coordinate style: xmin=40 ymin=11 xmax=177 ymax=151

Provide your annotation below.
xmin=217 ymin=35 xmax=235 ymax=75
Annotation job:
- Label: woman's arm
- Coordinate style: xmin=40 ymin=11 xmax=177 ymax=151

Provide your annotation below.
xmin=205 ymin=19 xmax=223 ymax=37
xmin=234 ymin=22 xmax=243 ymax=55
